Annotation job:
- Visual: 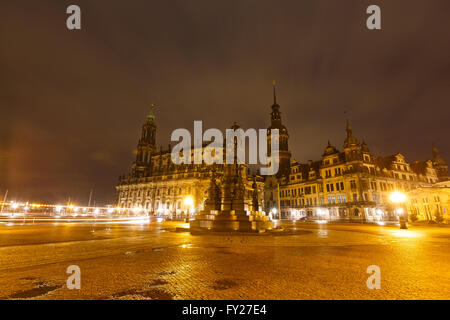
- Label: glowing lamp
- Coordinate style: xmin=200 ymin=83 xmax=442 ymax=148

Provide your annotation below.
xmin=184 ymin=196 xmax=194 ymax=207
xmin=390 ymin=191 xmax=407 ymax=203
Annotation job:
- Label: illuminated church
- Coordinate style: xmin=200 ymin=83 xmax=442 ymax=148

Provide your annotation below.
xmin=116 ymin=109 xmax=268 ymax=216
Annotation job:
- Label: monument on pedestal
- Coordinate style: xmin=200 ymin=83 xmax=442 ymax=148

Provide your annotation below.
xmin=190 ymin=134 xmax=273 ymax=233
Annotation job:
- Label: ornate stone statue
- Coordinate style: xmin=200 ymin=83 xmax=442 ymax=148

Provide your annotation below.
xmin=204 ymin=167 xmax=222 ymax=211
xmin=252 ymin=178 xmax=259 ymax=212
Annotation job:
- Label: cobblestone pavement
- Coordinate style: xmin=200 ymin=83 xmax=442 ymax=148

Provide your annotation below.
xmin=0 ymin=220 xmax=449 ymax=299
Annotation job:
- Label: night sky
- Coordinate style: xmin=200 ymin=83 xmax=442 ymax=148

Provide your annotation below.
xmin=1 ymin=0 xmax=449 ymax=205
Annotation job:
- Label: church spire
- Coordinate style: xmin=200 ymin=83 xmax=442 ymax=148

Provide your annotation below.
xmin=432 ymin=142 xmax=439 ymax=157
xmin=133 ymin=104 xmax=157 ymax=178
xmin=270 ymin=81 xmax=281 ymax=124
xmin=344 ymin=119 xmax=360 ymax=148
xmin=138 ymin=104 xmax=157 ymax=152
xmin=432 ymin=143 xmax=445 ymax=163
xmin=147 ymin=103 xmax=157 ymax=121
xmin=267 ymin=81 xmax=291 ymax=177
xmin=346 ymin=119 xmax=352 ymax=135
xmin=272 ymin=80 xmax=277 ymax=105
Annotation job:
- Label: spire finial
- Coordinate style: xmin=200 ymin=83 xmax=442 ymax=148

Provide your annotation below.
xmin=148 ymin=103 xmax=158 ymax=120
xmin=432 ymin=142 xmax=439 ymax=155
xmin=346 ymin=118 xmax=352 ymax=133
xmin=272 ymin=80 xmax=277 ymax=105
xmin=344 ymin=110 xmax=350 ymax=129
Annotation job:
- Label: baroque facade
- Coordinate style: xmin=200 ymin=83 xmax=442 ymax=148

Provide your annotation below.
xmin=265 ymin=119 xmax=449 ymax=222
xmin=116 ymin=109 xmax=266 ymax=216
xmin=407 ymin=181 xmax=450 ymax=223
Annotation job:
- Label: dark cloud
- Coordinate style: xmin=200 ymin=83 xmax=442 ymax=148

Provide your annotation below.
xmin=0 ymin=0 xmax=449 ymax=204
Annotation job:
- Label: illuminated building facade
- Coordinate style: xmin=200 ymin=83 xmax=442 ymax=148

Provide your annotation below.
xmin=267 ymin=121 xmax=449 ymax=222
xmin=116 ymin=109 xmax=266 ymax=216
xmin=407 ymin=181 xmax=450 ymax=223
xmin=117 ymin=88 xmax=448 ymax=223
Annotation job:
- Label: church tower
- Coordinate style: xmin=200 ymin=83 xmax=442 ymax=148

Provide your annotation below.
xmin=132 ymin=105 xmax=157 ymax=178
xmin=267 ymin=81 xmax=291 ymax=178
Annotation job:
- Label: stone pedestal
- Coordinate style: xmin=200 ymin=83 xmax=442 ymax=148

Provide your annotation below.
xmin=190 ymin=210 xmax=238 ymax=232
xmin=190 ymin=209 xmax=273 ymax=233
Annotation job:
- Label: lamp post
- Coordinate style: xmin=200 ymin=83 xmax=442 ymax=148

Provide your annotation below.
xmin=184 ymin=196 xmax=194 ymax=222
xmin=277 ymin=183 xmax=281 ymax=220
xmin=390 ymin=191 xmax=408 ymax=229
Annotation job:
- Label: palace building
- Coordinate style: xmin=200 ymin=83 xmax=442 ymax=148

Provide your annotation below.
xmin=265 ymin=120 xmax=449 ymax=222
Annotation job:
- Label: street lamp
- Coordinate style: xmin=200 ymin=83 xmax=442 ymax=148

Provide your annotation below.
xmin=390 ymin=191 xmax=408 ymax=229
xmin=389 ymin=191 xmax=407 ymax=204
xmin=183 ymin=196 xmax=194 ymax=207
xmin=184 ymin=196 xmax=194 ymax=221
xmin=271 ymin=208 xmax=279 ymax=220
